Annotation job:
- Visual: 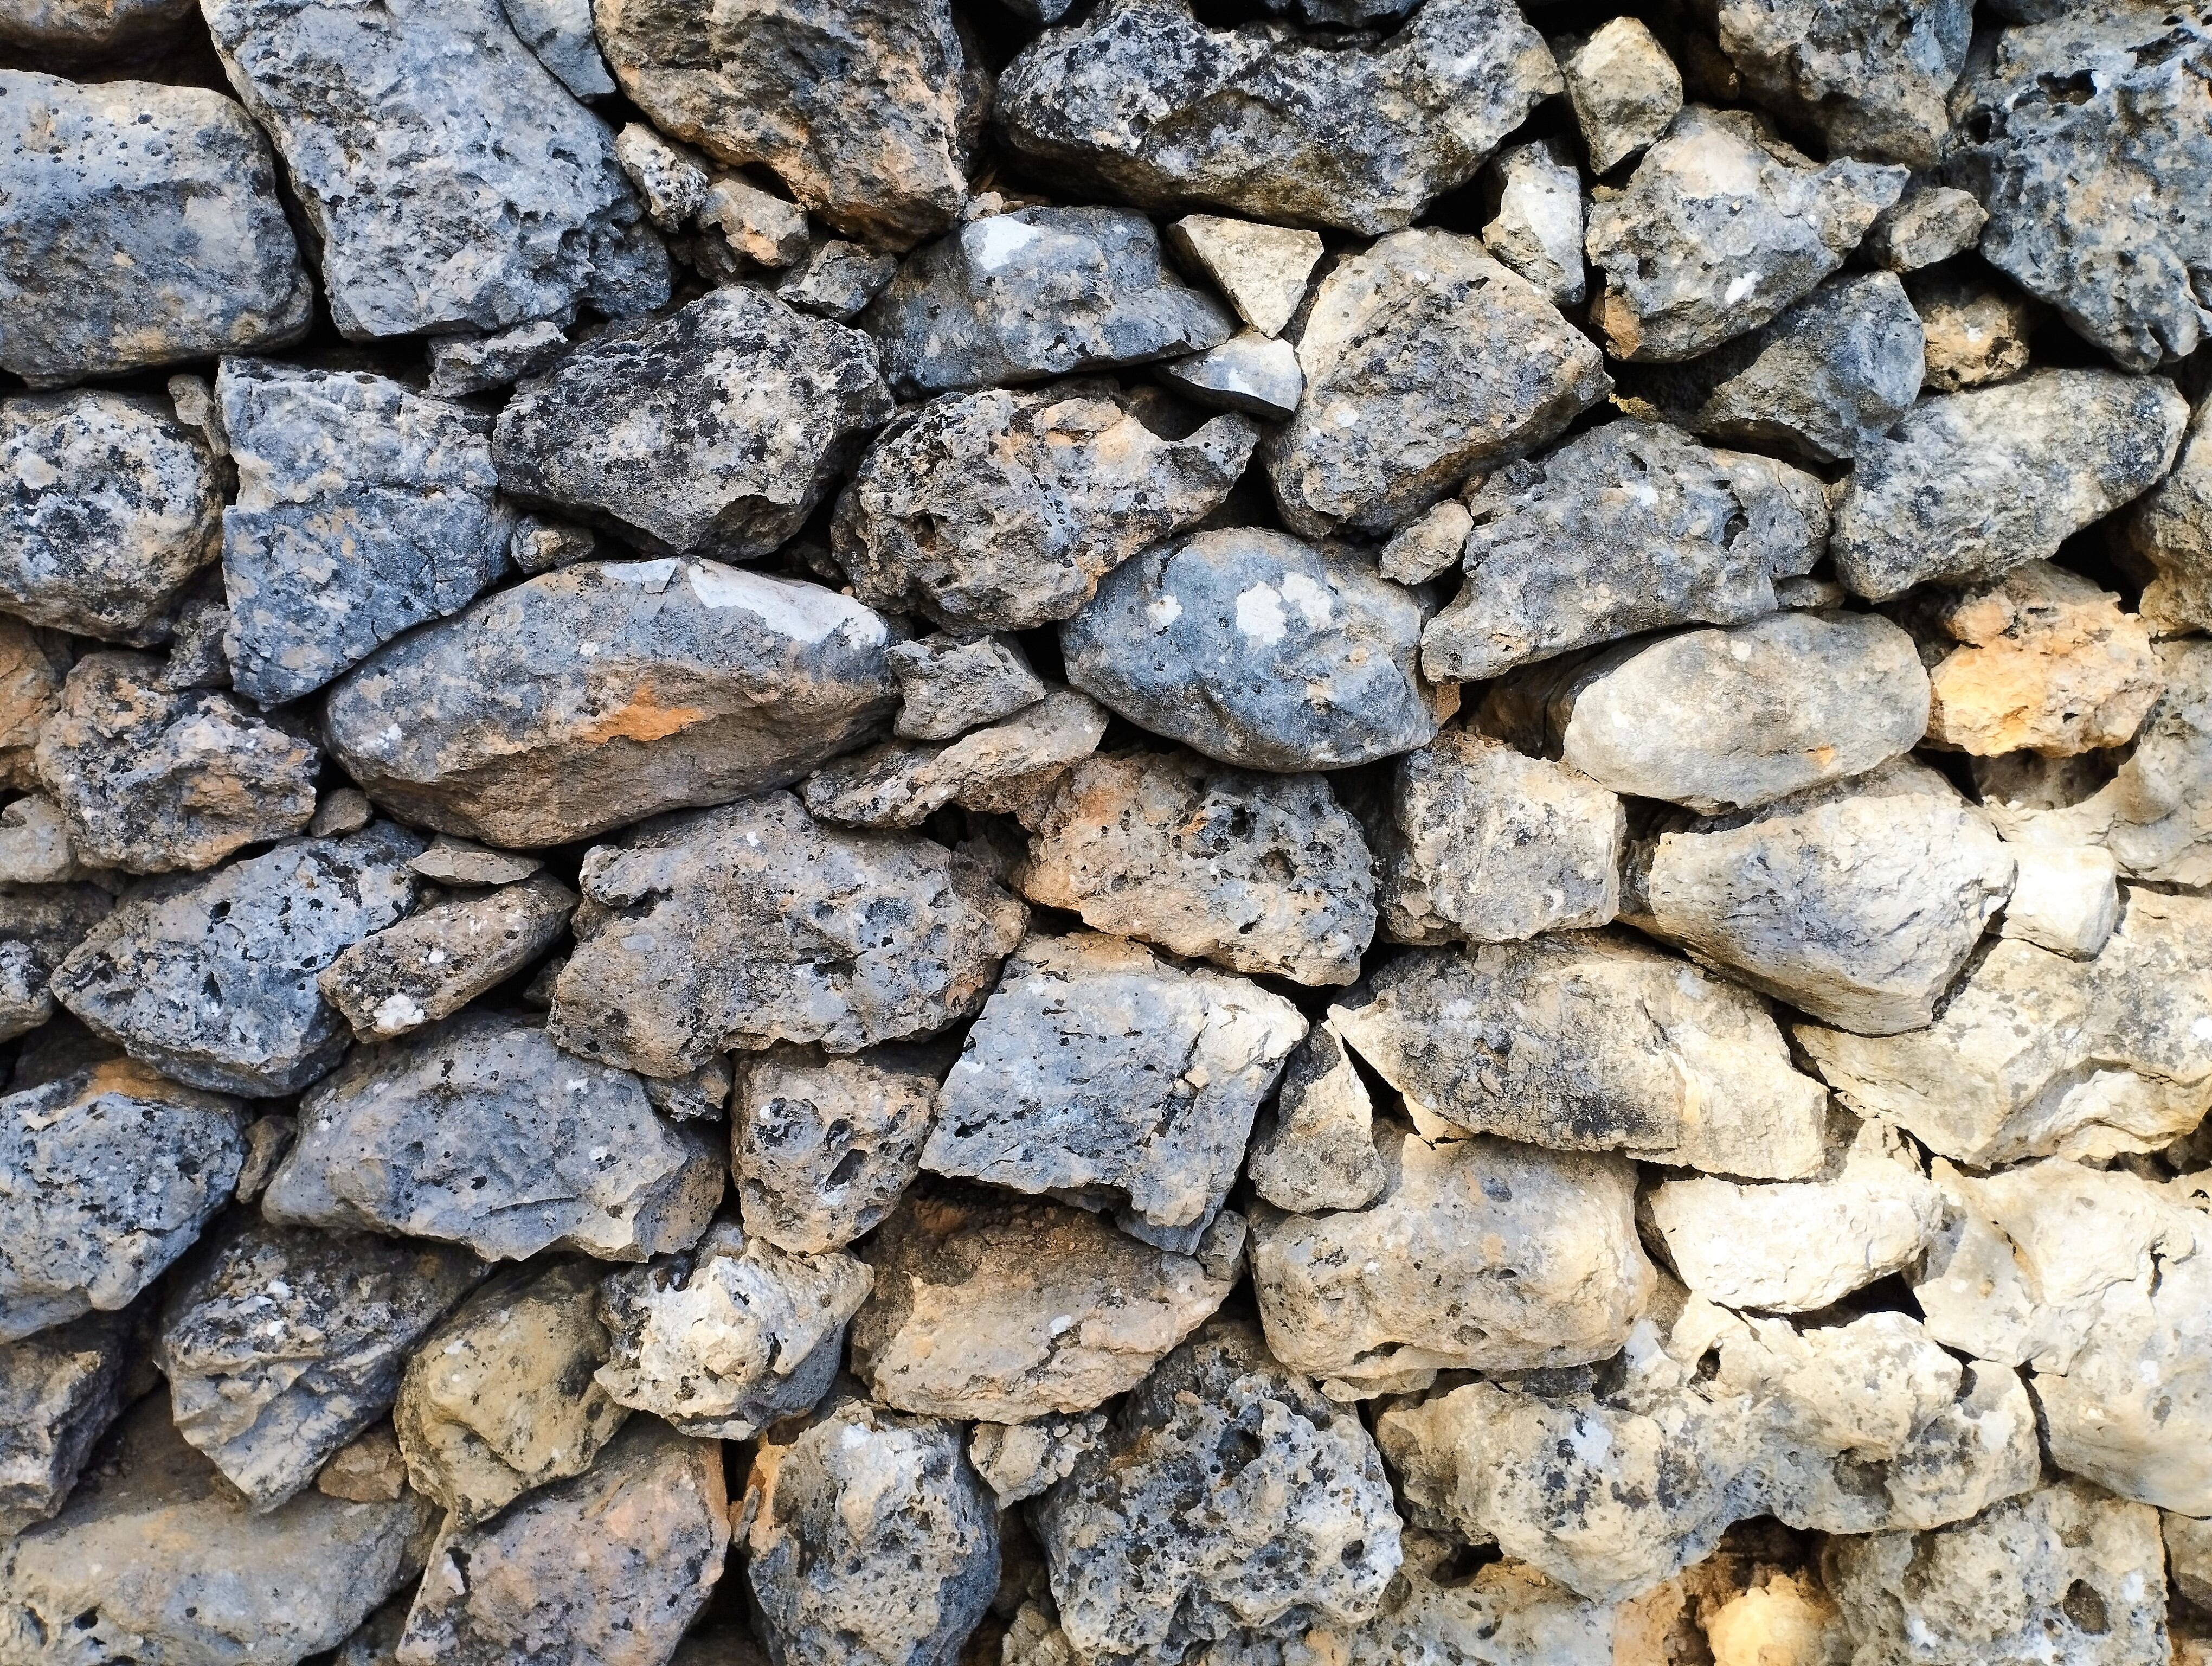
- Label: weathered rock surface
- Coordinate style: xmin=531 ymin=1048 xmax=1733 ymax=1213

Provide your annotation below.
xmin=1420 ymin=420 xmax=1828 ymax=681
xmin=0 ymin=883 xmax=111 ymax=1043
xmin=52 ymin=823 xmax=425 ymax=1097
xmin=550 ymin=792 xmax=1025 ymax=1077
xmin=1998 ymin=844 xmax=2120 ymax=958
xmin=1332 ymin=937 xmax=1829 ymax=1177
xmin=317 ymin=875 xmax=576 ymax=1042
xmin=734 ymin=1044 xmax=941 ymax=1255
xmin=923 ymin=932 xmax=1305 ymax=1248
xmin=0 ymin=1311 xmax=128 ymax=1536
xmin=1159 ymin=331 xmax=1304 ymax=420
xmin=2130 ymin=390 xmax=2212 ymax=634
xmin=426 ymin=321 xmax=571 ymax=400
xmin=407 ymin=836 xmax=541 ymax=889
xmin=266 ymin=1013 xmax=722 ymax=1261
xmin=996 ymin=0 xmax=1561 ymax=236
xmin=1864 ymin=183 xmax=1987 ymax=272
xmin=0 ymin=621 xmax=67 ymax=791
xmin=697 ymin=176 xmax=810 ymax=269
xmin=777 ymin=239 xmax=899 ymax=322
xmin=611 ymin=120 xmax=709 ymax=229
xmin=1481 ymin=138 xmax=1587 ymax=307
xmin=849 ymin=1190 xmax=1241 ymax=1421
xmin=1561 ymin=18 xmax=1683 ymax=172
xmin=835 ymin=382 xmax=1256 ymax=632
xmin=501 ymin=0 xmax=614 ymax=98
xmin=799 ymin=689 xmax=1109 ymax=830
xmin=324 ymin=560 xmax=896 ymax=847
xmin=890 ymin=635 xmax=1043 ymax=741
xmin=968 ymin=1412 xmax=1109 ymax=1509
xmin=1019 ymin=749 xmax=1376 ymax=985
xmin=0 ymin=72 xmax=311 ymax=388
xmin=1166 ymin=215 xmax=1323 ymax=337
xmin=0 ymin=795 xmax=86 ymax=888
xmin=2171 ymin=1511 xmax=2212 ymax=1611
xmin=1246 ymin=1024 xmax=1386 ymax=1215
xmin=202 ymin=0 xmax=665 ymax=340
xmin=0 ymin=0 xmax=191 ymax=51
xmin=1712 ymin=0 xmax=1971 ymax=167
xmin=1266 ymin=229 xmax=1609 ymax=536
xmin=1911 ymin=268 xmax=2038 ymax=392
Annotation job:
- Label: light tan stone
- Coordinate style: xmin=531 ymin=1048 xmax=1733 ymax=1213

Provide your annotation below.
xmin=1167 ymin=214 xmax=1324 ymax=338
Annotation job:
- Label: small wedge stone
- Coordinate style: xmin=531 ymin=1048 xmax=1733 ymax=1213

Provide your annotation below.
xmin=734 ymin=1044 xmax=942 ymax=1255
xmin=317 ymin=874 xmax=577 ymax=1042
xmin=1166 ymin=215 xmax=1324 ymax=337
xmin=1560 ymin=18 xmax=1683 ymax=173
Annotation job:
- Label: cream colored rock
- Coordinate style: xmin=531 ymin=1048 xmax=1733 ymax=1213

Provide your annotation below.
xmin=1997 ymin=844 xmax=2120 ymax=957
xmin=967 ymin=1412 xmax=1108 ymax=1509
xmin=314 ymin=1425 xmax=407 ymax=1504
xmin=0 ymin=619 xmax=66 ymax=792
xmin=2169 ymin=1510 xmax=2212 ymax=1610
xmin=1909 ymin=270 xmax=2035 ymax=393
xmin=1167 ymin=215 xmax=1323 ymax=338
xmin=1327 ymin=1535 xmax=1622 ymax=1665
xmin=1245 ymin=1023 xmax=1386 ymax=1215
xmin=1560 ymin=18 xmax=1682 ymax=173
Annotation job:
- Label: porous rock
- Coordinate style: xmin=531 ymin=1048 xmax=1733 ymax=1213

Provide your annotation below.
xmin=1246 ymin=1023 xmax=1386 ymax=1215
xmin=0 ymin=1311 xmax=130 ymax=1536
xmin=2130 ymin=389 xmax=2212 ymax=633
xmin=734 ymin=1043 xmax=942 ymax=1255
xmin=611 ymin=120 xmax=709 ymax=229
xmin=1711 ymin=0 xmax=1971 ymax=168
xmin=1560 ymin=17 xmax=1683 ymax=173
xmin=0 ymin=882 xmax=112 ymax=1045
xmin=317 ymin=874 xmax=576 ymax=1042
xmin=1910 ymin=268 xmax=2038 ymax=392
xmin=968 ymin=1413 xmax=1109 ymax=1510
xmin=890 ymin=635 xmax=1044 ymax=741
xmin=1480 ymin=137 xmax=1587 ymax=307
xmin=1166 ymin=215 xmax=1323 ymax=338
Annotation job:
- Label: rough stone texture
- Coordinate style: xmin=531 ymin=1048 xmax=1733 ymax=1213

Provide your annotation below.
xmin=996 ymin=0 xmax=1562 ymax=237
xmin=0 ymin=1311 xmax=128 ymax=1536
xmin=0 ymin=883 xmax=111 ymax=1045
xmin=265 ymin=1013 xmax=722 ymax=1263
xmin=494 ymin=289 xmax=892 ymax=561
xmin=1831 ymin=368 xmax=2188 ymax=600
xmin=848 ymin=1189 xmax=1241 ymax=1422
xmin=2171 ymin=1512 xmax=2212 ymax=1612
xmin=550 ymin=793 xmax=1023 ymax=1078
xmin=923 ymin=932 xmax=1305 ymax=1248
xmin=1864 ymin=183 xmax=1987 ymax=272
xmin=967 ymin=1412 xmax=1109 ymax=1509
xmin=0 ymin=620 xmax=66 ymax=791
xmin=1246 ymin=1024 xmax=1386 ymax=1215
xmin=1585 ymin=107 xmax=1907 ymax=362
xmin=1266 ymin=229 xmax=1610 ymax=536
xmin=1998 ymin=844 xmax=2120 ymax=958
xmin=217 ymin=360 xmax=514 ymax=706
xmin=745 ymin=1394 xmax=995 ymax=1666
xmin=1911 ymin=269 xmax=2038 ymax=392
xmin=1063 ymin=530 xmax=1444 ymax=774
xmin=324 ymin=560 xmax=896 ymax=848
xmin=865 ymin=208 xmax=1236 ymax=395
xmin=1331 ymin=937 xmax=1829 ymax=1177
xmin=0 ymin=0 xmax=191 ymax=51
xmin=202 ymin=0 xmax=665 ymax=340
xmin=799 ymin=689 xmax=1109 ymax=830
xmin=1019 ymin=749 xmax=1377 ymax=985
xmin=0 ymin=72 xmax=312 ymax=388
xmin=158 ymin=1218 xmax=486 ymax=1510
xmin=408 ymin=837 xmax=540 ymax=889
xmin=397 ymin=1417 xmax=729 ymax=1666
xmin=890 ymin=635 xmax=1044 ymax=741
xmin=1166 ymin=215 xmax=1323 ymax=338
xmin=734 ymin=1043 xmax=942 ymax=1255
xmin=698 ymin=176 xmax=809 ymax=268
xmin=2130 ymin=390 xmax=2212 ymax=634
xmin=1713 ymin=0 xmax=1971 ymax=168
xmin=0 ymin=1060 xmax=244 ymax=1341
xmin=500 ymin=0 xmax=614 ymax=97
xmin=317 ymin=875 xmax=576 ymax=1042
xmin=0 ymin=795 xmax=86 ymax=888
xmin=1159 ymin=331 xmax=1303 ymax=420
xmin=1561 ymin=18 xmax=1683 ymax=172
xmin=0 ymin=1397 xmax=434 ymax=1666
xmin=1420 ymin=419 xmax=1828 ymax=681
xmin=612 ymin=121 xmax=709 ymax=229
xmin=52 ymin=823 xmax=425 ymax=1097
xmin=428 ymin=320 xmax=572 ymax=396
xmin=833 ymin=381 xmax=1256 ymax=632
xmin=1481 ymin=138 xmax=1586 ymax=307
xmin=777 ymin=239 xmax=899 ymax=323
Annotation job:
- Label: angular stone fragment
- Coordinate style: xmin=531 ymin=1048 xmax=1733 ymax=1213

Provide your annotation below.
xmin=398 ymin=1417 xmax=728 ymax=1666
xmin=1332 ymin=937 xmax=1829 ymax=1177
xmin=0 ymin=0 xmax=191 ymax=51
xmin=0 ymin=1312 xmax=128 ymax=1536
xmin=2171 ymin=1513 xmax=2212 ymax=1612
xmin=266 ymin=1013 xmax=722 ymax=1262
xmin=1246 ymin=1024 xmax=1386 ymax=1215
xmin=698 ymin=176 xmax=811 ymax=268
xmin=1998 ymin=845 xmax=2120 ymax=958
xmin=776 ymin=238 xmax=899 ymax=323
xmin=924 ymin=932 xmax=1305 ymax=1247
xmin=849 ymin=1190 xmax=1241 ymax=1421
xmin=316 ymin=1425 xmax=406 ymax=1505
xmin=325 ymin=561 xmax=894 ymax=848
xmin=866 ymin=208 xmax=1235 ymax=395
xmin=612 ymin=121 xmax=709 ymax=229
xmin=502 ymin=0 xmax=614 ymax=98
xmin=1422 ymin=421 xmax=1827 ymax=681
xmin=552 ymin=793 xmax=1023 ymax=1077
xmin=0 ymin=883 xmax=111 ymax=1044
xmin=417 ymin=321 xmax=573 ymax=398
xmin=891 ymin=635 xmax=1044 ymax=741
xmin=407 ymin=836 xmax=541 ymax=889
xmin=997 ymin=0 xmax=1561 ymax=236
xmin=53 ymin=823 xmax=425 ymax=1097
xmin=834 ymin=382 xmax=1256 ymax=632
xmin=1864 ymin=183 xmax=1986 ymax=271
xmin=0 ymin=621 xmax=66 ymax=791
xmin=744 ymin=1392 xmax=996 ymax=1666
xmin=1713 ymin=0 xmax=1971 ymax=168
xmin=1481 ymin=138 xmax=1586 ymax=307
xmin=1586 ymin=107 xmax=1907 ymax=362
xmin=1160 ymin=332 xmax=1304 ymax=420
xmin=734 ymin=1044 xmax=941 ymax=1254
xmin=2130 ymin=392 xmax=2212 ymax=634
xmin=1166 ymin=215 xmax=1323 ymax=337
xmin=0 ymin=72 xmax=311 ymax=387
xmin=0 ymin=796 xmax=86 ymax=888
xmin=1910 ymin=268 xmax=2037 ymax=392
xmin=317 ymin=875 xmax=575 ymax=1042
xmin=968 ymin=1412 xmax=1109 ymax=1509
xmin=800 ymin=689 xmax=1108 ymax=829
xmin=1268 ymin=229 xmax=1609 ymax=535
xmin=1560 ymin=18 xmax=1683 ymax=172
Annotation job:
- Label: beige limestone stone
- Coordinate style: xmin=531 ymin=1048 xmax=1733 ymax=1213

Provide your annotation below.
xmin=1997 ymin=843 xmax=2121 ymax=957
xmin=1167 ymin=215 xmax=1323 ymax=338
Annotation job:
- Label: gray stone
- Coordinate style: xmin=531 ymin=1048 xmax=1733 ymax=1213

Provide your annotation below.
xmin=266 ymin=1013 xmax=723 ymax=1262
xmin=407 ymin=836 xmax=542 ymax=888
xmin=776 ymin=238 xmax=901 ymax=323
xmin=1245 ymin=1024 xmax=1386 ymax=1215
xmin=1864 ymin=183 xmax=1988 ymax=271
xmin=159 ymin=1218 xmax=486 ymax=1511
xmin=424 ymin=320 xmax=569 ymax=398
xmin=0 ymin=796 xmax=88 ymax=888
xmin=1712 ymin=0 xmax=1971 ymax=168
xmin=612 ymin=121 xmax=710 ymax=229
xmin=503 ymin=0 xmax=614 ymax=99
xmin=2170 ymin=1512 xmax=2212 ymax=1612
xmin=1268 ymin=229 xmax=1610 ymax=536
xmin=1160 ymin=332 xmax=1304 ymax=420
xmin=324 ymin=560 xmax=896 ymax=847
xmin=550 ymin=791 xmax=1026 ymax=1077
xmin=0 ymin=620 xmax=67 ymax=792
xmin=1560 ymin=18 xmax=1683 ymax=172
xmin=202 ymin=0 xmax=666 ymax=340
xmin=2130 ymin=390 xmax=2212 ymax=634
xmin=1420 ymin=420 xmax=1828 ymax=682
xmin=493 ymin=287 xmax=892 ymax=560
xmin=317 ymin=875 xmax=577 ymax=1042
xmin=641 ymin=1056 xmax=730 ymax=1123
xmin=865 ymin=208 xmax=1236 ymax=395
xmin=1331 ymin=936 xmax=1830 ymax=1177
xmin=0 ymin=0 xmax=191 ymax=51
xmin=1166 ymin=215 xmax=1323 ymax=338
xmin=834 ymin=381 xmax=1257 ymax=632
xmin=1480 ymin=138 xmax=1586 ymax=308
xmin=0 ymin=883 xmax=112 ymax=1045
xmin=743 ymin=1392 xmax=996 ymax=1666
xmin=1911 ymin=268 xmax=2038 ymax=392
xmin=1586 ymin=106 xmax=1908 ymax=362
xmin=34 ymin=651 xmax=318 ymax=874
xmin=923 ymin=931 xmax=1306 ymax=1248
xmin=0 ymin=1312 xmax=129 ymax=1537
xmin=1831 ymin=368 xmax=2188 ymax=600
xmin=0 ymin=390 xmax=221 ymax=646
xmin=0 ymin=72 xmax=311 ymax=388
xmin=158 ymin=587 xmax=236 ymax=691
xmin=0 ymin=1061 xmax=244 ymax=1342
xmin=1063 ymin=529 xmax=1445 ymax=773
xmin=734 ymin=1043 xmax=942 ymax=1255
xmin=799 ymin=689 xmax=1109 ymax=830
xmin=698 ymin=176 xmax=810 ymax=268
xmin=52 ymin=823 xmax=426 ymax=1098
xmin=891 ymin=635 xmax=1044 ymax=741
xmin=996 ymin=0 xmax=1561 ymax=237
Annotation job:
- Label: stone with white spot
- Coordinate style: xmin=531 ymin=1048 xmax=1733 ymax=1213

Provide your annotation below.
xmin=318 ymin=874 xmax=577 ymax=1042
xmin=1481 ymin=138 xmax=1586 ymax=309
xmin=612 ymin=121 xmax=710 ymax=229
xmin=1159 ymin=332 xmax=1304 ymax=420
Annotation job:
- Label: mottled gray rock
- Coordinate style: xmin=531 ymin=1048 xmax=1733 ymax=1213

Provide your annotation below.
xmin=266 ymin=1013 xmax=722 ymax=1262
xmin=317 ymin=875 xmax=576 ymax=1042
xmin=850 ymin=1190 xmax=1242 ymax=1421
xmin=734 ymin=1044 xmax=942 ymax=1254
xmin=407 ymin=836 xmax=541 ymax=888
xmin=834 ymin=381 xmax=1256 ymax=632
xmin=1332 ymin=936 xmax=1830 ymax=1177
xmin=202 ymin=0 xmax=665 ymax=340
xmin=158 ymin=586 xmax=236 ymax=692
xmin=503 ymin=0 xmax=613 ymax=98
xmin=612 ymin=121 xmax=709 ymax=229
xmin=493 ymin=288 xmax=891 ymax=560
xmin=425 ymin=321 xmax=569 ymax=398
xmin=0 ymin=1061 xmax=243 ymax=1341
xmin=0 ymin=883 xmax=111 ymax=1045
xmin=698 ymin=176 xmax=810 ymax=268
xmin=1998 ymin=845 xmax=2120 ymax=958
xmin=0 ymin=1312 xmax=128 ymax=1537
xmin=923 ymin=932 xmax=1305 ymax=1248
xmin=1560 ymin=17 xmax=1683 ymax=172
xmin=865 ymin=208 xmax=1236 ymax=395
xmin=0 ymin=0 xmax=190 ymax=50
xmin=1166 ymin=215 xmax=1323 ymax=338
xmin=1246 ymin=1024 xmax=1386 ymax=1215
xmin=890 ymin=635 xmax=1044 ymax=741
xmin=776 ymin=238 xmax=900 ymax=323
xmin=2170 ymin=1512 xmax=2212 ymax=1612
xmin=324 ymin=560 xmax=896 ymax=847
xmin=641 ymin=1056 xmax=730 ymax=1124
xmin=1713 ymin=0 xmax=1971 ymax=168
xmin=1585 ymin=106 xmax=1907 ymax=362
xmin=997 ymin=0 xmax=1561 ymax=237
xmin=1480 ymin=138 xmax=1586 ymax=308
xmin=1421 ymin=420 xmax=1828 ymax=681
xmin=52 ymin=823 xmax=425 ymax=1097
xmin=968 ymin=1413 xmax=1109 ymax=1510
xmin=505 ymin=516 xmax=597 ymax=575
xmin=0 ymin=390 xmax=220 ymax=646
xmin=1019 ymin=749 xmax=1377 ymax=985
xmin=1864 ymin=183 xmax=1987 ymax=271
xmin=1267 ymin=229 xmax=1609 ymax=536
xmin=1160 ymin=332 xmax=1304 ymax=420
xmin=799 ymin=689 xmax=1108 ymax=830
xmin=0 ymin=795 xmax=85 ymax=888
xmin=34 ymin=651 xmax=317 ymax=875
xmin=551 ymin=792 xmax=1025 ymax=1077
xmin=1831 ymin=368 xmax=2188 ymax=599
xmin=0 ymin=72 xmax=311 ymax=388
xmin=1911 ymin=268 xmax=2038 ymax=392
xmin=0 ymin=620 xmax=67 ymax=791
xmin=2131 ymin=391 xmax=2212 ymax=634
xmin=744 ymin=1392 xmax=996 ymax=1666
xmin=1063 ymin=530 xmax=1444 ymax=773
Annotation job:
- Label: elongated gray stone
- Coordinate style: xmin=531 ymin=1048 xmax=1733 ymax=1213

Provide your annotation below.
xmin=317 ymin=875 xmax=576 ymax=1042
xmin=1712 ymin=0 xmax=1971 ymax=168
